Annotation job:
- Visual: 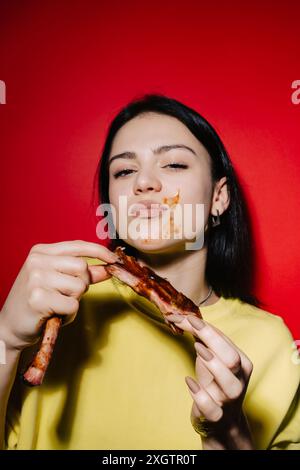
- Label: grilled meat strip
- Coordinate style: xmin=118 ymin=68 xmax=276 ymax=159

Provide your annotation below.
xmin=22 ymin=246 xmax=201 ymax=386
xmin=22 ymin=316 xmax=62 ymax=386
xmin=104 ymin=247 xmax=201 ymax=335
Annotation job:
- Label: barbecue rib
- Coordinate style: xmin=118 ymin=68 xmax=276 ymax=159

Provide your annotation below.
xmin=105 ymin=246 xmax=201 ymax=334
xmin=22 ymin=246 xmax=202 ymax=386
xmin=22 ymin=316 xmax=62 ymax=386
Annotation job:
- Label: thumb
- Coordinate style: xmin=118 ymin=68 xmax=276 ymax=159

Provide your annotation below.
xmin=88 ymin=264 xmax=112 ymax=284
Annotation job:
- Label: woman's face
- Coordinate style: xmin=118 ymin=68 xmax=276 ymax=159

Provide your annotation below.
xmin=108 ymin=112 xmax=217 ymax=254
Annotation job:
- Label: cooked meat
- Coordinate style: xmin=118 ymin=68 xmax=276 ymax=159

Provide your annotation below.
xmin=22 ymin=316 xmax=62 ymax=386
xmin=22 ymin=246 xmax=201 ymax=386
xmin=104 ymin=246 xmax=201 ymax=335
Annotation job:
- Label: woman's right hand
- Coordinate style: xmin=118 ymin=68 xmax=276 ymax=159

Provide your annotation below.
xmin=0 ymin=240 xmax=119 ymax=351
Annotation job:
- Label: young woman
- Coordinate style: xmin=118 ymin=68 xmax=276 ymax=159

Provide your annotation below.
xmin=0 ymin=95 xmax=299 ymax=450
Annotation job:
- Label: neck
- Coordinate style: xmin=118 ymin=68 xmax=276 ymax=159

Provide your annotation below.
xmin=136 ymin=244 xmax=219 ymax=307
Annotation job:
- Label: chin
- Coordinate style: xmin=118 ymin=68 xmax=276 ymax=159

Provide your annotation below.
xmin=125 ymin=237 xmax=187 ymax=255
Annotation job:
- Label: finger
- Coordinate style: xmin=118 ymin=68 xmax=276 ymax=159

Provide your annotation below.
xmin=39 ymin=271 xmax=88 ymax=299
xmin=188 ymin=316 xmax=242 ymax=373
xmin=29 ymin=253 xmax=89 ymax=276
xmin=168 ymin=313 xmax=251 ymax=379
xmin=29 ymin=254 xmax=91 ymax=286
xmin=194 ymin=343 xmax=243 ymax=400
xmin=88 ymin=264 xmax=112 ymax=284
xmin=31 ymin=240 xmax=119 ymax=263
xmin=165 ymin=313 xmax=197 ymax=334
xmin=168 ymin=312 xmax=242 ymax=374
xmin=185 ymin=376 xmax=223 ymax=422
xmin=30 ymin=254 xmax=112 ymax=288
xmin=191 ymin=401 xmax=201 ymax=420
xmin=195 ymin=356 xmax=227 ymax=405
xmin=29 ymin=287 xmax=79 ymax=318
xmin=195 ymin=354 xmax=214 ymax=387
xmin=205 ymin=324 xmax=253 ymax=379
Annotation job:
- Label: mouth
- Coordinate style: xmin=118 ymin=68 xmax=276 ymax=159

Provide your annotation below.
xmin=130 ymin=203 xmax=169 ymax=219
xmin=129 ymin=191 xmax=180 ymax=220
xmin=134 ymin=206 xmax=167 ymax=219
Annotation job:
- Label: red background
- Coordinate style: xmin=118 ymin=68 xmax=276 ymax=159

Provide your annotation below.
xmin=0 ymin=1 xmax=299 ymax=337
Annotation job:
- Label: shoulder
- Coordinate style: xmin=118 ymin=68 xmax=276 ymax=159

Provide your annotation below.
xmin=223 ymin=297 xmax=294 ymax=348
xmin=227 ymin=300 xmax=300 ymax=449
xmin=212 ymin=297 xmax=299 ymax=383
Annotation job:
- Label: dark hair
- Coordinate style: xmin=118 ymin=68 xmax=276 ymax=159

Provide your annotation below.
xmin=96 ymin=93 xmax=259 ymax=307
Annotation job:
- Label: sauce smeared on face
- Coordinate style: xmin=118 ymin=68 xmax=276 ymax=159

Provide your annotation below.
xmin=162 ymin=190 xmax=180 ymax=208
xmin=162 ymin=190 xmax=181 ymax=237
xmin=140 ymin=189 xmax=181 ymax=242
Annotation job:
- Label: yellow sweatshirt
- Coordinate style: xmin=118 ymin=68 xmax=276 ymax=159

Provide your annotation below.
xmin=5 ymin=268 xmax=300 ymax=450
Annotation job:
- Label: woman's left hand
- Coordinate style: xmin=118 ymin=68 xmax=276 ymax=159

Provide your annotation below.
xmin=167 ymin=313 xmax=254 ymax=450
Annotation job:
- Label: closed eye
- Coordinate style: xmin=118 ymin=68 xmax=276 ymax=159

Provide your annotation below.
xmin=163 ymin=163 xmax=189 ymax=170
xmin=113 ymin=163 xmax=188 ymax=179
xmin=113 ymin=169 xmax=136 ymax=178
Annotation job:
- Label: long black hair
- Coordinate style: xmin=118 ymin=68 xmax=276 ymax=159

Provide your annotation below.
xmin=96 ymin=93 xmax=259 ymax=306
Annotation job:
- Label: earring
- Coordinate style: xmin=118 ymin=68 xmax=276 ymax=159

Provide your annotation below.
xmin=211 ymin=209 xmax=221 ymax=227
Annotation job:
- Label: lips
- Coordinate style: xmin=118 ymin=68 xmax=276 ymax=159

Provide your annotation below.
xmin=130 ymin=200 xmax=169 ymax=218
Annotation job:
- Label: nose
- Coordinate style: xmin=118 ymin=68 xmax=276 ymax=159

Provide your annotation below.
xmin=133 ymin=170 xmax=162 ymax=194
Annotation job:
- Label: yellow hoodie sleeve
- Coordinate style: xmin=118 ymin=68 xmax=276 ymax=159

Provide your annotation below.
xmin=239 ymin=314 xmax=300 ymax=450
xmin=270 ymin=386 xmax=300 ymax=450
xmin=267 ymin=330 xmax=300 ymax=450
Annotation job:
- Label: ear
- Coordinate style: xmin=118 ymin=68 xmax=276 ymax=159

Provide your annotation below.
xmin=211 ymin=176 xmax=230 ymax=216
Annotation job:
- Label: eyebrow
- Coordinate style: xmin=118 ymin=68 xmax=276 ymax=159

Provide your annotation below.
xmin=108 ymin=144 xmax=197 ymax=166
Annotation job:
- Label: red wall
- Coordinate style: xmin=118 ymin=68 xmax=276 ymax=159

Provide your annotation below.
xmin=0 ymin=1 xmax=299 ymax=337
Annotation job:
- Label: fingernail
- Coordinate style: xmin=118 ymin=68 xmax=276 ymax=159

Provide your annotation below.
xmin=166 ymin=313 xmax=183 ymax=323
xmin=185 ymin=376 xmax=200 ymax=394
xmin=188 ymin=315 xmax=205 ymax=330
xmin=194 ymin=342 xmax=214 ymax=361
